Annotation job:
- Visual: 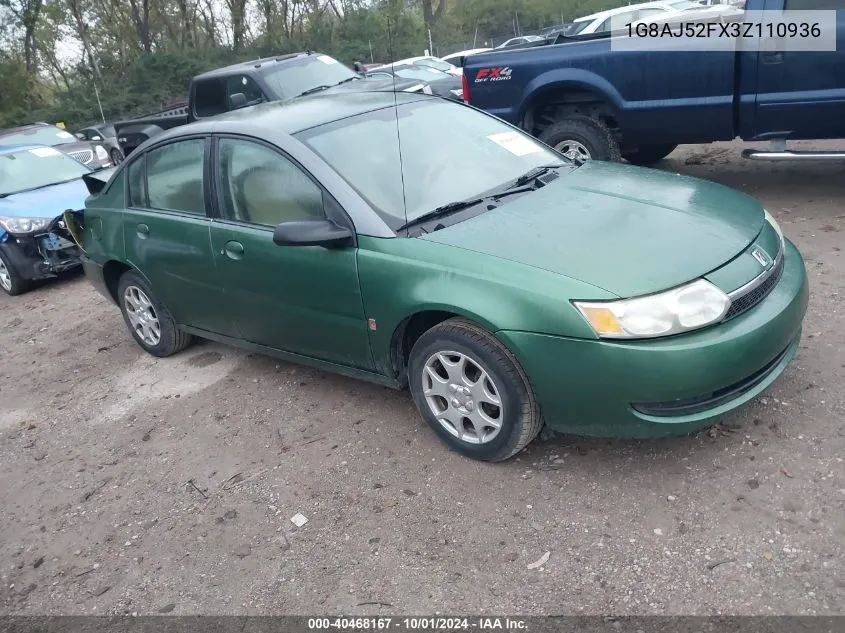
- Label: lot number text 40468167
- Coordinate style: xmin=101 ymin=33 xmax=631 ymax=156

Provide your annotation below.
xmin=307 ymin=617 xmax=528 ymax=631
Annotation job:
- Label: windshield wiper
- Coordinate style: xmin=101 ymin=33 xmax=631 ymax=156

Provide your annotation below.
xmin=396 ymin=198 xmax=484 ymax=231
xmin=508 ymin=163 xmax=566 ymax=189
xmin=0 ymin=178 xmax=78 ymax=199
xmin=296 ymin=84 xmax=333 ymax=97
xmin=335 ymin=76 xmax=360 ymax=85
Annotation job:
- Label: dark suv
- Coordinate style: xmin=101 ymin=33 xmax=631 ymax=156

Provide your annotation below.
xmin=0 ymin=123 xmax=112 ymax=170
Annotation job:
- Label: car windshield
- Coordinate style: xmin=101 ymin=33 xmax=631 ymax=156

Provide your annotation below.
xmin=296 ymin=99 xmax=565 ymax=231
xmin=0 ymin=146 xmax=89 ymax=197
xmin=261 ymin=54 xmax=358 ymax=100
xmin=393 ymin=65 xmax=450 ymax=81
xmin=0 ymin=126 xmax=77 ymax=147
xmin=414 ymin=58 xmax=454 ymax=72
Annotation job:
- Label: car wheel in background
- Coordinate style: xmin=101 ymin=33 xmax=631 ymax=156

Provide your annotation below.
xmin=622 ymin=144 xmax=678 ymax=166
xmin=539 ymin=114 xmax=621 ymax=163
xmin=408 ymin=318 xmax=544 ymax=461
xmin=110 ymin=148 xmax=124 ymax=165
xmin=117 ymin=270 xmax=192 ymax=357
xmin=0 ymin=248 xmax=30 ymax=296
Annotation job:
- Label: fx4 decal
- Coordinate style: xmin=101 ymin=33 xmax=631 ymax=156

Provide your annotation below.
xmin=474 ymin=67 xmax=513 ymax=83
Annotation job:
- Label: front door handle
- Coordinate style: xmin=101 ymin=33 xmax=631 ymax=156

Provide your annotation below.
xmin=136 ymin=223 xmax=150 ymax=239
xmin=223 ymin=240 xmax=244 ymax=260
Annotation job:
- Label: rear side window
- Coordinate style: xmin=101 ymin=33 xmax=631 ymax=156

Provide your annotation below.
xmin=145 ymin=139 xmax=206 ymax=215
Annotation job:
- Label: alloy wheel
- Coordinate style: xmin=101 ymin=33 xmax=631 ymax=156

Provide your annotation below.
xmin=123 ymin=285 xmax=161 ymax=346
xmin=421 ymin=350 xmax=504 ymax=444
xmin=0 ymin=257 xmax=12 ymax=292
xmin=554 ymin=139 xmax=591 ymax=162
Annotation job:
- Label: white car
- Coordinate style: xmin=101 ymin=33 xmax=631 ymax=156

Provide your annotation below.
xmin=440 ymin=48 xmax=493 ymax=68
xmin=386 ymin=56 xmax=462 ymax=77
xmin=630 ymin=2 xmax=743 ymax=28
xmin=495 ymin=35 xmax=545 ymax=49
xmin=569 ymin=0 xmax=725 ymax=35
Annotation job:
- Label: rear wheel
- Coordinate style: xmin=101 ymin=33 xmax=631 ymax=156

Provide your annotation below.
xmin=110 ymin=148 xmax=124 ymax=165
xmin=117 ymin=270 xmax=192 ymax=357
xmin=622 ymin=144 xmax=678 ymax=166
xmin=408 ymin=318 xmax=543 ymax=461
xmin=539 ymin=114 xmax=621 ymax=163
xmin=0 ymin=248 xmax=30 ymax=296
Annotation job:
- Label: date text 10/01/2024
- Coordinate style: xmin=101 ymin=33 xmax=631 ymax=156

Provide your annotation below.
xmin=307 ymin=618 xmax=528 ymax=630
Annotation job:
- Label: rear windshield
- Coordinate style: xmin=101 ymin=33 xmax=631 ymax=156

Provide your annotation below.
xmin=0 ymin=126 xmax=77 ymax=147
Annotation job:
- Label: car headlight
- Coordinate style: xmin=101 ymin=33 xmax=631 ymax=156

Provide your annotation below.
xmin=95 ymin=145 xmax=109 ymax=161
xmin=574 ymin=279 xmax=731 ymax=339
xmin=0 ymin=215 xmax=52 ymax=235
xmin=763 ymin=209 xmax=785 ymax=250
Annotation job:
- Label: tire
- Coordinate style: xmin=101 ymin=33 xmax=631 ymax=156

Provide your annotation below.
xmin=539 ymin=114 xmax=621 ymax=163
xmin=408 ymin=318 xmax=544 ymax=461
xmin=622 ymin=144 xmax=677 ymax=166
xmin=117 ymin=270 xmax=192 ymax=357
xmin=110 ymin=148 xmax=124 ymax=165
xmin=0 ymin=248 xmax=31 ymax=296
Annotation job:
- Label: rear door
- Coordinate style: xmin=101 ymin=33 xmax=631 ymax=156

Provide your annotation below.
xmin=752 ymin=0 xmax=845 ymax=138
xmin=122 ymin=136 xmax=233 ymax=336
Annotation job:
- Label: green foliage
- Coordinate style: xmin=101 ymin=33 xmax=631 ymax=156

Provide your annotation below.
xmin=0 ymin=0 xmax=633 ymax=129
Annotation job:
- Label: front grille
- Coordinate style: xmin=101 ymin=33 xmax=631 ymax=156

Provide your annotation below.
xmin=68 ymin=149 xmax=94 ymax=164
xmin=724 ymin=248 xmax=785 ymax=321
xmin=632 ymin=342 xmax=792 ymax=417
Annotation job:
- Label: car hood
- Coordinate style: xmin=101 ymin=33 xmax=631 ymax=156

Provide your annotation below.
xmin=420 ymin=161 xmax=765 ymax=298
xmin=0 ymin=178 xmax=90 ymax=220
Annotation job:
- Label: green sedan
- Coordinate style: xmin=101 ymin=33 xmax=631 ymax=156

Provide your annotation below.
xmin=74 ymin=92 xmax=809 ymax=461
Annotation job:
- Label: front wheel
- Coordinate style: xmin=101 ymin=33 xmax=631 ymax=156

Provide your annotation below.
xmin=117 ymin=270 xmax=192 ymax=357
xmin=408 ymin=318 xmax=543 ymax=461
xmin=622 ymin=144 xmax=678 ymax=166
xmin=539 ymin=114 xmax=621 ymax=163
xmin=0 ymin=248 xmax=30 ymax=296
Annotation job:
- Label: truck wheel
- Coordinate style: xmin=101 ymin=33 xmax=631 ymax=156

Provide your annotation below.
xmin=408 ymin=318 xmax=544 ymax=461
xmin=0 ymin=248 xmax=30 ymax=296
xmin=539 ymin=114 xmax=621 ymax=163
xmin=622 ymin=144 xmax=678 ymax=166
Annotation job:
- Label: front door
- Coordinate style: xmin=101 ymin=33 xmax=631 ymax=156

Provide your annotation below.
xmin=122 ymin=137 xmax=233 ymax=336
xmin=753 ymin=0 xmax=845 ymax=138
xmin=209 ymin=135 xmax=373 ymax=370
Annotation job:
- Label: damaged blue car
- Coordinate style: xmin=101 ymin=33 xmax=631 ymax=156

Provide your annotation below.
xmin=0 ymin=144 xmax=104 ymax=295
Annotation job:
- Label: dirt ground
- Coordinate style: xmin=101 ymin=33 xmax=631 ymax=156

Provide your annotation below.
xmin=1 ymin=139 xmax=843 ymax=616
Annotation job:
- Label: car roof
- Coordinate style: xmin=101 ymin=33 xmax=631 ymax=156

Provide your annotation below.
xmin=147 ymin=91 xmax=433 ymax=145
xmin=574 ymin=0 xmax=673 ymax=21
xmin=0 ymin=143 xmax=49 ymax=155
xmin=193 ymin=51 xmax=319 ymax=80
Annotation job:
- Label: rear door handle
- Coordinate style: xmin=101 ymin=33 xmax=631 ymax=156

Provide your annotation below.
xmin=222 ymin=240 xmax=245 ymax=260
xmin=136 ymin=223 xmax=150 ymax=239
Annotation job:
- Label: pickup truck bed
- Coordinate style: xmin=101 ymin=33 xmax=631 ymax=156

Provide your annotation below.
xmin=462 ymin=0 xmax=845 ymax=164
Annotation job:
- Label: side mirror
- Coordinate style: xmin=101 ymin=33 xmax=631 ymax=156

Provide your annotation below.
xmin=91 ymin=135 xmax=102 ymax=141
xmin=229 ymin=92 xmax=248 ymax=110
xmin=272 ymin=219 xmax=353 ymax=248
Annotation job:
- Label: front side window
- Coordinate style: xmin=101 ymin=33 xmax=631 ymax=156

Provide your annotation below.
xmin=127 ymin=157 xmax=145 ymax=208
xmin=226 ymin=75 xmax=267 ymax=108
xmin=145 ymin=139 xmax=206 ymax=215
xmin=296 ymin=99 xmax=564 ymax=230
xmin=217 ymin=138 xmax=324 ymax=227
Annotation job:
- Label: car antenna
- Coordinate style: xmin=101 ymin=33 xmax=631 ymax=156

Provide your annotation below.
xmin=386 ymin=16 xmax=410 ymax=235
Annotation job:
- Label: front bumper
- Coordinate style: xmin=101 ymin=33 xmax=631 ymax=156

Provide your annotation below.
xmin=0 ymin=231 xmax=82 ymax=281
xmin=497 ymin=238 xmax=809 ymax=438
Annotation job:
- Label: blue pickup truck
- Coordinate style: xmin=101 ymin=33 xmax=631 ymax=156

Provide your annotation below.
xmin=461 ymin=0 xmax=845 ymax=165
